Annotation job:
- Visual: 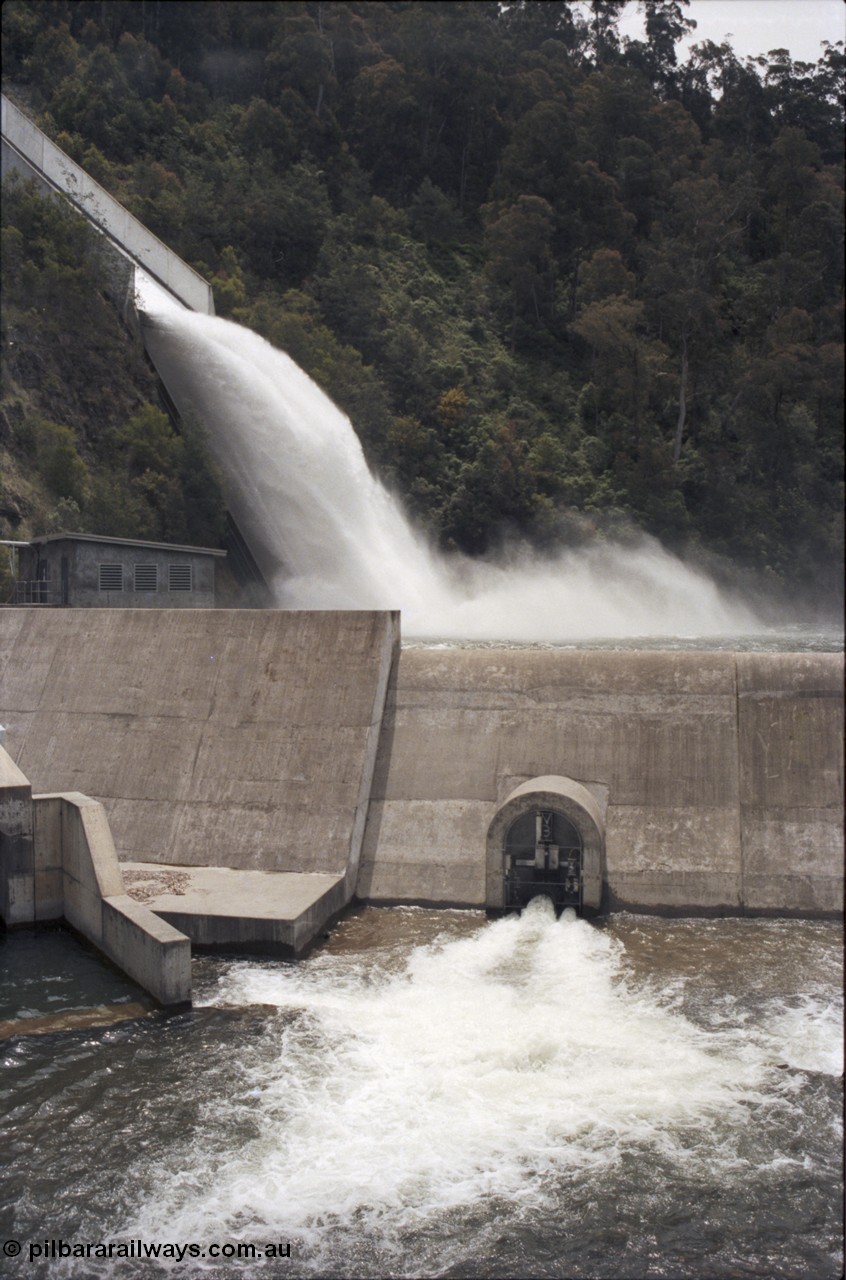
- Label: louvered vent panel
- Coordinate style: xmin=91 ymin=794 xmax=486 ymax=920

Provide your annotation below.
xmin=98 ymin=563 xmax=123 ymax=591
xmin=168 ymin=563 xmax=193 ymax=591
xmin=134 ymin=563 xmax=157 ymax=592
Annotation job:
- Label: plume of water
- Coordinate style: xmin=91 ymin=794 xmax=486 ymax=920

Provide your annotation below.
xmin=136 ymin=283 xmax=761 ymax=640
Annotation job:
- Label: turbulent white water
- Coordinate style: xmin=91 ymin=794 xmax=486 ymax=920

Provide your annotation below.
xmin=121 ymin=904 xmax=841 ymax=1263
xmin=136 ymin=283 xmax=763 ymax=641
xmin=4 ymin=909 xmax=841 ymax=1279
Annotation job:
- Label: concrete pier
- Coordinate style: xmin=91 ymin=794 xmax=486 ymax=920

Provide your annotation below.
xmin=0 ymin=749 xmax=191 ymax=1005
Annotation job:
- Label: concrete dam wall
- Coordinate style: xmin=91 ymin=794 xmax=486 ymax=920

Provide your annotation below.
xmin=1 ymin=609 xmax=396 ymax=881
xmin=1 ymin=610 xmax=841 ymax=926
xmin=358 ymin=646 xmax=843 ymax=916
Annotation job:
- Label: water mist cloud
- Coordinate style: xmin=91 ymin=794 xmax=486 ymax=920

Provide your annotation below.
xmin=136 ymin=286 xmax=763 ymax=642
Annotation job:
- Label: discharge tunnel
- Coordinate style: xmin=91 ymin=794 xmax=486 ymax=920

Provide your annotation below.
xmin=485 ymin=776 xmax=606 ymax=916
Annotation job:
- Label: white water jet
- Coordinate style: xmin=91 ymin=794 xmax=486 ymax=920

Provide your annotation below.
xmin=137 ymin=282 xmax=762 ymax=640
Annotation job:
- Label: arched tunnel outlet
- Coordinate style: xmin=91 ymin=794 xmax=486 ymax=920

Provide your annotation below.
xmin=486 ymin=776 xmax=606 ymax=917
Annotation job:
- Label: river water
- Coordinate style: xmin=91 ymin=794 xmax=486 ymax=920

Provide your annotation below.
xmin=1 ymin=904 xmax=842 ymax=1279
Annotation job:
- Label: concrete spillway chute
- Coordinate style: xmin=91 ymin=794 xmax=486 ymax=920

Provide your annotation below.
xmin=2 ymin=94 xmax=214 ymax=317
xmin=486 ymin=776 xmax=606 ymax=916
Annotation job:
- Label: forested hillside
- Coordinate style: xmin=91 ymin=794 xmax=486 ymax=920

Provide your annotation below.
xmin=2 ymin=1 xmax=843 ymax=607
xmin=1 ymin=177 xmax=226 ymax=555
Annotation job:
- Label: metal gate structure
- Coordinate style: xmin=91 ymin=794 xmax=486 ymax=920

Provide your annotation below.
xmin=485 ymin=775 xmax=606 ymax=917
xmin=503 ymin=808 xmax=583 ymax=912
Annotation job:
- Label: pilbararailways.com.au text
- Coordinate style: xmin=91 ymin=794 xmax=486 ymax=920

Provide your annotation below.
xmin=5 ymin=1239 xmax=292 ymax=1264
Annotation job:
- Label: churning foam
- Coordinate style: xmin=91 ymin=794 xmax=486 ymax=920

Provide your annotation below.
xmin=136 ymin=290 xmax=762 ymax=641
xmin=124 ymin=904 xmax=838 ymax=1254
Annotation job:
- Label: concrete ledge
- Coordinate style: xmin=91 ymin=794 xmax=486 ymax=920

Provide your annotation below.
xmin=120 ymin=862 xmax=348 ymax=954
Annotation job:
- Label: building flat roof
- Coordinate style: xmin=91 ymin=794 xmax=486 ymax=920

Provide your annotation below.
xmin=26 ymin=533 xmax=227 ymax=557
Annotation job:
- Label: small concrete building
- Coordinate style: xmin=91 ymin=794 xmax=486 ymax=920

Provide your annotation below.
xmin=12 ymin=534 xmax=225 ymax=608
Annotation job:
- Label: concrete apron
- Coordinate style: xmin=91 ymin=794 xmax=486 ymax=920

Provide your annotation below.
xmin=120 ymin=862 xmax=347 ymax=955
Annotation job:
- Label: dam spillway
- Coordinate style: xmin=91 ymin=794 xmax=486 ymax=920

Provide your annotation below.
xmin=1 ymin=608 xmax=841 ymax=947
xmin=1 ymin=93 xmax=214 ymax=317
xmin=0 ymin=74 xmax=842 ymax=1280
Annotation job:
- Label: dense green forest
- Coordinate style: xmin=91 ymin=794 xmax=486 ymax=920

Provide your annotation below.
xmin=1 ymin=1 xmax=843 ymax=607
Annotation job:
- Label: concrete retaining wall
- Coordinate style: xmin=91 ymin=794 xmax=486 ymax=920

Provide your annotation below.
xmin=2 ymin=94 xmax=214 ymax=315
xmin=358 ymin=647 xmax=843 ymax=917
xmin=33 ymin=792 xmax=190 ymax=1005
xmin=1 ymin=608 xmax=400 ymax=879
xmin=0 ymin=748 xmax=191 ymax=1005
